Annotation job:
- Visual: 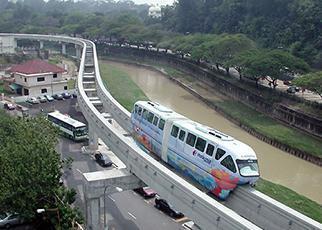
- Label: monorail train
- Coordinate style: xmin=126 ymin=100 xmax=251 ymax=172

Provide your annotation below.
xmin=131 ymin=101 xmax=260 ymax=200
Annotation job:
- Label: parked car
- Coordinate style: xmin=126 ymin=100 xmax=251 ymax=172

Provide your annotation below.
xmin=44 ymin=95 xmax=54 ymax=102
xmin=0 ymin=213 xmax=24 ymax=229
xmin=287 ymin=86 xmax=300 ymax=94
xmin=52 ymin=94 xmax=63 ymax=100
xmin=62 ymin=92 xmax=72 ymax=99
xmin=37 ymin=95 xmax=47 ymax=103
xmin=72 ymin=92 xmax=77 ymax=98
xmin=3 ymin=103 xmax=15 ymax=110
xmin=155 ymin=197 xmax=184 ymax=219
xmin=94 ymin=152 xmax=113 ymax=167
xmin=26 ymin=97 xmax=40 ymax=104
xmin=133 ymin=187 xmax=157 ymax=198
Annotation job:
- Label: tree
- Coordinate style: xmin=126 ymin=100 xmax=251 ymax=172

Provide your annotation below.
xmin=0 ymin=113 xmax=82 ymax=228
xmin=293 ymin=72 xmax=322 ymax=98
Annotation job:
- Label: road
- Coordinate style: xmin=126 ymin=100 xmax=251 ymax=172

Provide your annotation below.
xmin=22 ymin=98 xmax=185 ymax=230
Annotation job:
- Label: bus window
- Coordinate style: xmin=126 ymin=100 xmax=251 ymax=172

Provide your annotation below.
xmin=186 ymin=133 xmax=196 ymax=147
xmin=179 ymin=130 xmax=186 ymax=141
xmin=134 ymin=105 xmax=138 ymax=113
xmin=142 ymin=109 xmax=149 ymax=120
xmin=215 ymin=148 xmax=226 ymax=160
xmin=195 ymin=137 xmax=206 ymax=152
xmin=138 ymin=107 xmax=142 ymax=116
xmin=158 ymin=119 xmax=165 ymax=130
xmin=206 ymin=144 xmax=214 ymax=156
xmin=147 ymin=112 xmax=154 ymax=123
xmin=152 ymin=116 xmax=159 ymax=126
xmin=220 ymin=155 xmax=237 ymax=173
xmin=171 ymin=125 xmax=179 ymax=138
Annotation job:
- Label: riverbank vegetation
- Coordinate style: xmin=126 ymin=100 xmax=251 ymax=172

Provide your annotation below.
xmin=98 ymin=60 xmax=322 ymax=223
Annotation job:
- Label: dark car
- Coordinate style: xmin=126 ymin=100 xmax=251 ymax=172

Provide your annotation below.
xmin=287 ymin=86 xmax=300 ymax=94
xmin=4 ymin=103 xmax=15 ymax=110
xmin=155 ymin=197 xmax=184 ymax=219
xmin=134 ymin=187 xmax=157 ymax=198
xmin=62 ymin=92 xmax=72 ymax=99
xmin=52 ymin=94 xmax=63 ymax=100
xmin=94 ymin=152 xmax=113 ymax=167
xmin=72 ymin=92 xmax=77 ymax=98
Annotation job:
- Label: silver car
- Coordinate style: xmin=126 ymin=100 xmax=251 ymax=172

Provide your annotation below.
xmin=44 ymin=94 xmax=54 ymax=102
xmin=0 ymin=213 xmax=24 ymax=229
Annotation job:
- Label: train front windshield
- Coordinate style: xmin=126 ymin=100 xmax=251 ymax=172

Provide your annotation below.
xmin=236 ymin=159 xmax=259 ymax=177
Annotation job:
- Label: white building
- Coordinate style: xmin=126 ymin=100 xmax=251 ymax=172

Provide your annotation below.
xmin=148 ymin=5 xmax=162 ymax=18
xmin=0 ymin=36 xmax=17 ymax=54
xmin=9 ymin=59 xmax=67 ymax=97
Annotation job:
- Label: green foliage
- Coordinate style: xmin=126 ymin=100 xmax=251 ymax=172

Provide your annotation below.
xmin=0 ymin=112 xmax=82 ymax=227
xmin=293 ymin=72 xmax=322 ymax=97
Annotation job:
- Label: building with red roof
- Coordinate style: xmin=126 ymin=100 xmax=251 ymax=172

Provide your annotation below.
xmin=9 ymin=59 xmax=68 ymax=96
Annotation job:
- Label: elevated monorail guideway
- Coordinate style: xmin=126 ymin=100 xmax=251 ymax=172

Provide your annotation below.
xmin=1 ymin=33 xmax=321 ymax=230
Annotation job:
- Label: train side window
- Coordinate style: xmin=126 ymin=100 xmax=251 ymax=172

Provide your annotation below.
xmin=142 ymin=109 xmax=149 ymax=120
xmin=152 ymin=116 xmax=159 ymax=126
xmin=215 ymin=148 xmax=226 ymax=160
xmin=147 ymin=112 xmax=154 ymax=123
xmin=179 ymin=130 xmax=186 ymax=141
xmin=171 ymin=125 xmax=179 ymax=138
xmin=186 ymin=133 xmax=196 ymax=147
xmin=206 ymin=144 xmax=214 ymax=156
xmin=138 ymin=107 xmax=142 ymax=116
xmin=195 ymin=137 xmax=206 ymax=152
xmin=220 ymin=155 xmax=237 ymax=173
xmin=158 ymin=119 xmax=165 ymax=130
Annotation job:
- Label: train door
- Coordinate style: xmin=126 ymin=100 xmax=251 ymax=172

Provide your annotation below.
xmin=177 ymin=129 xmax=186 ymax=155
xmin=168 ymin=124 xmax=179 ymax=152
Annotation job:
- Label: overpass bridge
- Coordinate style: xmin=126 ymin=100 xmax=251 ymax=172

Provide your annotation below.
xmin=0 ymin=33 xmax=321 ymax=230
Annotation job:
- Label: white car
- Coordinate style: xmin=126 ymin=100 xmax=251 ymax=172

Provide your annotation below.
xmin=44 ymin=94 xmax=54 ymax=102
xmin=26 ymin=97 xmax=40 ymax=104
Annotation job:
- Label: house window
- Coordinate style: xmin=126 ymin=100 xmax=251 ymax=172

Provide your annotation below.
xmin=24 ymin=78 xmax=27 ymax=82
xmin=41 ymin=88 xmax=47 ymax=93
xmin=64 ymin=86 xmax=67 ymax=90
xmin=23 ymin=88 xmax=29 ymax=96
xmin=37 ymin=77 xmax=45 ymax=82
xmin=53 ymin=73 xmax=57 ymax=78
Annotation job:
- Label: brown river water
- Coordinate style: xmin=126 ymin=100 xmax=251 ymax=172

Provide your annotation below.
xmin=104 ymin=60 xmax=322 ymax=204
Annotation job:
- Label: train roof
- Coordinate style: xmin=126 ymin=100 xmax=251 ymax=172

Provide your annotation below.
xmin=136 ymin=101 xmax=186 ymax=120
xmin=177 ymin=120 xmax=257 ymax=159
xmin=48 ymin=111 xmax=86 ymax=128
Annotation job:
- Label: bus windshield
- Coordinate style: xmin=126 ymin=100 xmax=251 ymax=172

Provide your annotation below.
xmin=236 ymin=159 xmax=259 ymax=177
xmin=75 ymin=126 xmax=87 ymax=137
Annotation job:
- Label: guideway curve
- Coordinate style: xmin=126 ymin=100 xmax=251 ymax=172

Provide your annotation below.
xmin=0 ymin=33 xmax=320 ymax=230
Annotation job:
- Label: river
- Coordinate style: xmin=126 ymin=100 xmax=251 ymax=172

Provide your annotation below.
xmin=104 ymin=60 xmax=322 ymax=204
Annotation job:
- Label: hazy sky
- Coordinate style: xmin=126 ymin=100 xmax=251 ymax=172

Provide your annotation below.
xmin=132 ymin=0 xmax=175 ymax=5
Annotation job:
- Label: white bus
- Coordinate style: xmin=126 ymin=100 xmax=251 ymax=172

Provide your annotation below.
xmin=47 ymin=111 xmax=88 ymax=141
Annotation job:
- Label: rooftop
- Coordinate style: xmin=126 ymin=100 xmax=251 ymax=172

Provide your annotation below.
xmin=10 ymin=59 xmax=65 ymax=75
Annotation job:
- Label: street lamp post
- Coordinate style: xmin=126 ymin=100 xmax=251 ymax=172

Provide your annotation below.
xmin=103 ymin=185 xmax=123 ymax=230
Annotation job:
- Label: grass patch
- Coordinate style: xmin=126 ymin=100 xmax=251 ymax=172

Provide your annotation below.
xmin=68 ymin=79 xmax=76 ymax=89
xmin=216 ymin=100 xmax=322 ymax=157
xmin=99 ymin=61 xmax=148 ymax=111
xmin=256 ymin=178 xmax=322 ymax=222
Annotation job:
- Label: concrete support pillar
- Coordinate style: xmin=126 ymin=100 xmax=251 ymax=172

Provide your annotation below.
xmin=62 ymin=43 xmax=66 ymax=55
xmin=88 ymin=124 xmax=98 ymax=151
xmin=39 ymin=41 xmax=44 ymax=50
xmin=86 ymin=197 xmax=101 ymax=230
xmin=75 ymin=44 xmax=81 ymax=59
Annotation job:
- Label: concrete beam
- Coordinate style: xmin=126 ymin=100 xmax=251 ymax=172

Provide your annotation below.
xmin=83 ymin=168 xmax=144 ymax=230
xmin=88 ymin=124 xmax=98 ymax=152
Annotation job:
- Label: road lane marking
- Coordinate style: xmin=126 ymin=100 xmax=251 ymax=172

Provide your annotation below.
xmin=128 ymin=212 xmax=137 ymax=220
